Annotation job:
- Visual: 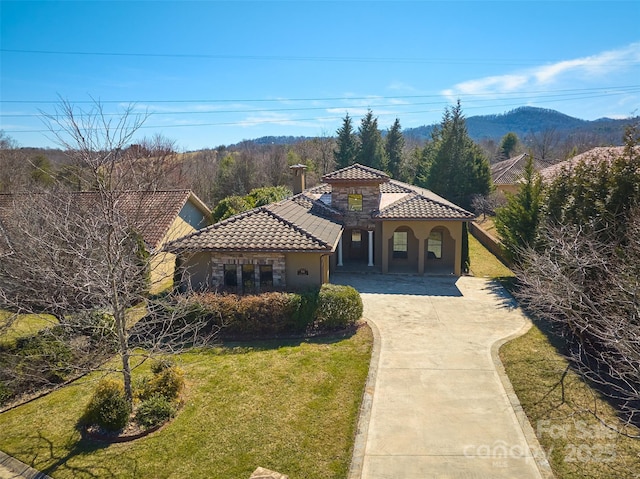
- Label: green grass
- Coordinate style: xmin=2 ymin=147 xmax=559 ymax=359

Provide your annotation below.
xmin=468 ymin=234 xmax=514 ymax=279
xmin=0 ymin=326 xmax=373 ymax=479
xmin=475 ymin=216 xmax=498 ymax=237
xmin=501 ymin=321 xmax=640 ymax=479
xmin=0 ymin=311 xmax=57 ymax=347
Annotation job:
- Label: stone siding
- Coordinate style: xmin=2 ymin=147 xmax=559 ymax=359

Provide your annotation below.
xmin=210 ymin=252 xmax=286 ymax=292
xmin=330 ymin=182 xmax=381 ymax=228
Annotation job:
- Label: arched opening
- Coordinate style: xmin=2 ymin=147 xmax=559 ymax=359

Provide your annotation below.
xmin=388 ymin=226 xmax=418 ymax=273
xmin=425 ymin=226 xmax=455 ymax=274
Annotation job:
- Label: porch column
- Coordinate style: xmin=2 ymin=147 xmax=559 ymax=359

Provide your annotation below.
xmin=367 ymin=230 xmax=374 ymax=267
xmin=337 ymin=236 xmax=343 ymax=266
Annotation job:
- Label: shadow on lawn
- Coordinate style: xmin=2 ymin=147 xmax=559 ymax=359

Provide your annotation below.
xmin=8 ymin=428 xmax=134 ymax=479
xmin=207 ymin=323 xmax=362 ymax=355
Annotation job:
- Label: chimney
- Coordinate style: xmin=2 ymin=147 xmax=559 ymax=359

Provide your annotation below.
xmin=289 ymin=164 xmax=307 ymax=195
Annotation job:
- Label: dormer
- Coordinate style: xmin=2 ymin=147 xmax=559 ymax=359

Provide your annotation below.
xmin=322 ymin=163 xmax=389 ymax=216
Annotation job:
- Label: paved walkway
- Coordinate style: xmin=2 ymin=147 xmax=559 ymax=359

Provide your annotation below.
xmin=0 ymin=451 xmax=51 ymax=479
xmin=334 ymin=274 xmax=552 ymax=479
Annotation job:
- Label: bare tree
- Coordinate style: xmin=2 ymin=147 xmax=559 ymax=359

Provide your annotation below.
xmin=516 ymin=212 xmax=640 ymax=435
xmin=470 ymin=191 xmax=506 ymax=220
xmin=525 ymin=127 xmax=561 ymax=160
xmin=0 ymin=100 xmax=213 ymax=407
xmin=0 ymin=131 xmax=30 ymax=192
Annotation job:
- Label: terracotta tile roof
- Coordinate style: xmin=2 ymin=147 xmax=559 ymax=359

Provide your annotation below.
xmin=0 ymin=190 xmax=210 ymax=251
xmin=539 ymin=146 xmax=638 ymax=182
xmin=375 ymin=190 xmax=474 ymax=220
xmin=491 ymin=153 xmax=555 ymax=185
xmin=381 ymin=180 xmax=414 ymax=193
xmin=322 ymin=163 xmax=389 ymax=183
xmin=167 ymin=196 xmax=343 ymax=253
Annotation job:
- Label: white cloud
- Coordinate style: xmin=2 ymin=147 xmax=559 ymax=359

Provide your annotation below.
xmin=442 ymin=42 xmax=640 ymax=99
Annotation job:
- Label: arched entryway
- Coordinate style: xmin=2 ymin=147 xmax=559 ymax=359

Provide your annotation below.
xmin=425 ymin=226 xmax=455 ymax=274
xmin=388 ymin=226 xmax=419 ymax=273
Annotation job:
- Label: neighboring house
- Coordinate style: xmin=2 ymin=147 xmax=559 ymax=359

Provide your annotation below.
xmin=0 ymin=190 xmax=211 ymax=292
xmin=538 ymin=146 xmax=634 ymax=183
xmin=169 ymin=163 xmax=474 ymax=293
xmin=491 ymin=153 xmax=554 ymax=194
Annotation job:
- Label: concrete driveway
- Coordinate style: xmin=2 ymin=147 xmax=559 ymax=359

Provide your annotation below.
xmin=333 ymin=273 xmax=551 ymax=479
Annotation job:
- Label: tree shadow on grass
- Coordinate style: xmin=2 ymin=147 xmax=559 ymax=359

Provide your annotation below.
xmin=198 ymin=323 xmax=362 ymax=355
xmin=8 ymin=428 xmax=135 ymax=479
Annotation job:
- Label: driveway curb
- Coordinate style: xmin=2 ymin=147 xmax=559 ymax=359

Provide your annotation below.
xmin=490 ymin=312 xmax=556 ymax=479
xmin=348 ymin=318 xmax=381 ymax=479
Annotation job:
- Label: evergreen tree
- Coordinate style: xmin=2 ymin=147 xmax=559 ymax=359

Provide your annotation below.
xmin=495 ymin=155 xmax=543 ymax=263
xmin=385 ymin=118 xmax=405 ymax=178
xmin=333 ymin=114 xmax=358 ymax=169
xmin=498 ymin=132 xmax=520 ymax=160
xmin=357 ymin=110 xmax=387 ymax=171
xmin=421 ymin=101 xmax=492 ymax=209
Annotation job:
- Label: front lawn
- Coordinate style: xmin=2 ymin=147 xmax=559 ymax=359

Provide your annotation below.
xmin=0 ymin=311 xmax=57 ymax=347
xmin=501 ymin=319 xmax=640 ymax=478
xmin=0 ymin=325 xmax=373 ymax=478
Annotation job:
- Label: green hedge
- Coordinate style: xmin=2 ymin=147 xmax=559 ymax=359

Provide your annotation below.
xmin=174 ymin=284 xmax=361 ymax=339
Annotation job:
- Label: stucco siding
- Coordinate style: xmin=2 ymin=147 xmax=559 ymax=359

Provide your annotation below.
xmin=285 ymin=252 xmax=326 ymax=289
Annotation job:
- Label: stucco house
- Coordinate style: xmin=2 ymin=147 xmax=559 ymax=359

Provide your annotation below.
xmin=0 ymin=190 xmax=211 ymax=292
xmin=169 ymin=164 xmax=474 ymax=293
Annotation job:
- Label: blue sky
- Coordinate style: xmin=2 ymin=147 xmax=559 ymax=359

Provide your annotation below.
xmin=1 ymin=1 xmax=639 ymax=151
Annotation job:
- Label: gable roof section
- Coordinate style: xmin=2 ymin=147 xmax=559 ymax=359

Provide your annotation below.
xmin=113 ymin=190 xmax=211 ymax=249
xmin=322 ymin=163 xmax=389 ymax=183
xmin=375 ymin=190 xmax=475 ymax=220
xmin=167 ymin=195 xmax=343 ymax=253
xmin=491 ymin=153 xmax=554 ymax=185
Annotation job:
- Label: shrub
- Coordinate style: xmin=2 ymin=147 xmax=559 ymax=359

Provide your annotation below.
xmin=139 ymin=362 xmax=185 ymax=401
xmin=314 ymin=284 xmax=363 ymax=330
xmin=82 ymin=378 xmax=131 ymax=432
xmin=134 ymin=394 xmax=176 ymax=428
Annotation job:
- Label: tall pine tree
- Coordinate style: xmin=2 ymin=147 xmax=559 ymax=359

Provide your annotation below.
xmin=419 ymin=101 xmax=491 ymax=209
xmin=357 ymin=110 xmax=387 ymax=171
xmin=385 ymin=118 xmax=405 ymax=178
xmin=333 ymin=114 xmax=358 ymax=169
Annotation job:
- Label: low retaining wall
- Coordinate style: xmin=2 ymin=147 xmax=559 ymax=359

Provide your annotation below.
xmin=469 ymin=221 xmax=511 ymax=267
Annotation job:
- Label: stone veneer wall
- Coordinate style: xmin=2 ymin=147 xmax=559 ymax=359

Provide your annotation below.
xmin=330 ymin=182 xmax=381 ymax=228
xmin=210 ymin=252 xmax=286 ymax=291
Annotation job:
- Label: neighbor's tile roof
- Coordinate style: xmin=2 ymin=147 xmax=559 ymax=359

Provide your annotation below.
xmin=0 ymin=190 xmax=210 ymax=251
xmin=491 ymin=153 xmax=555 ymax=185
xmin=322 ymin=163 xmax=389 ymax=182
xmin=538 ymin=146 xmax=637 ymax=182
xmin=167 ymin=195 xmax=343 ymax=253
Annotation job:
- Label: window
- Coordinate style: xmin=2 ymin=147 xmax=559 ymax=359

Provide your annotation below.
xmin=223 ymin=264 xmax=237 ymax=287
xmin=242 ymin=264 xmax=255 ymax=292
xmin=351 ymin=229 xmax=362 ymax=248
xmin=259 ymin=264 xmax=273 ymax=287
xmin=348 ymin=194 xmax=363 ymax=211
xmin=393 ymin=231 xmax=408 ymax=259
xmin=427 ymin=230 xmax=443 ymax=259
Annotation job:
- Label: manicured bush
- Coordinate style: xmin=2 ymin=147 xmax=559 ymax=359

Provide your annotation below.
xmin=139 ymin=362 xmax=185 ymax=401
xmin=314 ymin=284 xmax=363 ymax=330
xmin=156 ymin=284 xmax=361 ymax=340
xmin=134 ymin=394 xmax=176 ymax=428
xmin=82 ymin=378 xmax=131 ymax=432
xmin=185 ymin=291 xmax=314 ymax=338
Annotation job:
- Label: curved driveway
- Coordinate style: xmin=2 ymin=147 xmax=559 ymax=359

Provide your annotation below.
xmin=334 ymin=274 xmax=550 ymax=479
